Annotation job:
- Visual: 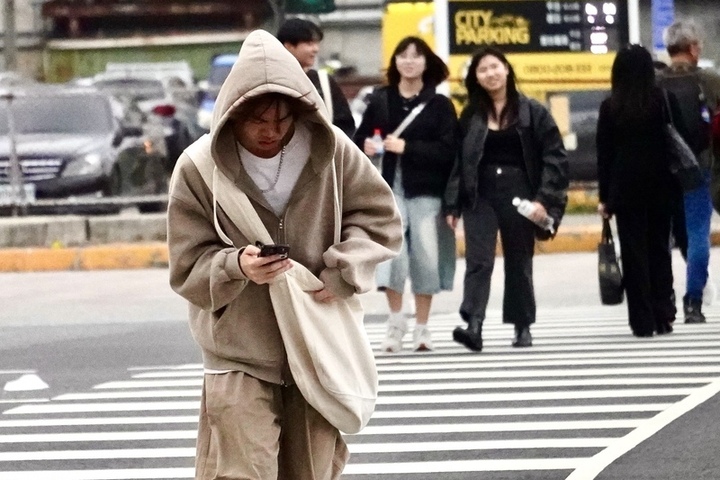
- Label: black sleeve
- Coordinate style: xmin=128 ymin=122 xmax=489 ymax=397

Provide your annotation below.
xmin=532 ymin=102 xmax=569 ymax=220
xmin=596 ymin=99 xmax=614 ymax=205
xmin=328 ymin=75 xmax=356 ymax=138
xmin=352 ymin=90 xmax=383 ymax=150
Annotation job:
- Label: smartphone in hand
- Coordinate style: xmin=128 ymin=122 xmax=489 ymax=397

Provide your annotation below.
xmin=257 ymin=242 xmax=290 ymax=259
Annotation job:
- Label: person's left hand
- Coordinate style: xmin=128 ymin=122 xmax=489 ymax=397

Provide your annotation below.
xmin=313 ymin=287 xmax=338 ymax=303
xmin=383 ymin=135 xmax=406 ymax=154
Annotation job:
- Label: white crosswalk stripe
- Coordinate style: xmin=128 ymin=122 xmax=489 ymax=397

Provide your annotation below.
xmin=2 ymin=308 xmax=720 ymax=479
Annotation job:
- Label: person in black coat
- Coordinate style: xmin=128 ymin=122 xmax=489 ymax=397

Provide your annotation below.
xmin=277 ymin=18 xmax=356 ymax=137
xmin=596 ymin=44 xmax=682 ymax=337
xmin=444 ymin=47 xmax=568 ymax=352
xmin=353 ymin=36 xmax=458 ymax=353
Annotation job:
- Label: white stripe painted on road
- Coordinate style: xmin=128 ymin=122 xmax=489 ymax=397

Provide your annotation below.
xmin=342 ymin=457 xmax=585 ymax=474
xmin=371 ymin=404 xmax=669 ymax=419
xmin=373 ymin=348 xmax=720 ymax=365
xmin=379 ymin=377 xmax=716 ymax=392
xmin=53 ymin=390 xmax=199 ymax=400
xmin=375 ymin=354 xmax=720 ymax=370
xmin=4 ymin=401 xmax=199 ymax=415
xmin=377 ymin=366 xmax=720 ymax=381
xmin=0 ymin=398 xmax=49 ymax=404
xmin=0 ymin=447 xmax=194 ymax=461
xmin=377 ymin=388 xmax=693 ymax=404
xmin=0 ymin=430 xmax=196 ymax=443
xmin=346 ymin=438 xmax=615 ymax=453
xmin=0 ymin=416 xmax=198 ymax=428
xmin=0 ymin=468 xmax=194 ymax=480
xmin=565 ymin=378 xmax=720 ymax=479
xmin=95 ymin=380 xmax=202 ymax=389
xmin=91 ymin=376 xmax=714 ymax=392
xmin=355 ymin=419 xmax=641 ymax=436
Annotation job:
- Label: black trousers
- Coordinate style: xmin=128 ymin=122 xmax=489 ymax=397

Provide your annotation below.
xmin=460 ymin=165 xmax=536 ymax=327
xmin=615 ymin=203 xmax=676 ymax=335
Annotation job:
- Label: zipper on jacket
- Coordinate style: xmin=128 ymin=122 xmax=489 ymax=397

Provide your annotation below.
xmin=277 ymin=217 xmax=285 ymax=243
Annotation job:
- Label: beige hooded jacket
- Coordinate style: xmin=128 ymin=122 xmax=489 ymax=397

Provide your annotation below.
xmin=167 ymin=30 xmax=402 ymax=384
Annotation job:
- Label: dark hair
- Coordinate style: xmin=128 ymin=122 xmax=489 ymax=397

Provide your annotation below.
xmin=463 ymin=47 xmax=519 ymax=128
xmin=609 ymin=44 xmax=660 ymax=126
xmin=276 ymin=18 xmax=323 ymax=46
xmin=233 ymin=92 xmax=317 ymax=122
xmin=386 ymin=36 xmax=449 ymax=88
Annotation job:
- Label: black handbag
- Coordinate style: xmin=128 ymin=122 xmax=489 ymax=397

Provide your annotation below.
xmin=598 ymin=218 xmax=624 ymax=305
xmin=662 ymin=89 xmax=704 ymax=191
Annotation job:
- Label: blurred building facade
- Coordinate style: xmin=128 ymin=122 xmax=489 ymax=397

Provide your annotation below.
xmin=0 ymin=0 xmax=719 ymax=81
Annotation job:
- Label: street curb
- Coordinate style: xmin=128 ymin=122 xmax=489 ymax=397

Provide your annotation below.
xmin=0 ymin=242 xmax=168 ymax=272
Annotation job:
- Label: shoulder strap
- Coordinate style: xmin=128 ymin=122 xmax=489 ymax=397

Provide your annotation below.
xmin=661 ymin=89 xmax=675 ymax=126
xmin=318 ymin=69 xmax=334 ymax=122
xmin=391 ymin=101 xmax=428 ymax=137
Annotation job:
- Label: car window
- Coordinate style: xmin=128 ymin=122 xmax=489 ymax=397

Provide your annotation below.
xmin=0 ymin=94 xmax=114 ymax=135
xmin=93 ymin=78 xmax=166 ymax=101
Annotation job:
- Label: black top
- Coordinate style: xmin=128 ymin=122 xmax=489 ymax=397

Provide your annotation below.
xmin=596 ymin=87 xmax=683 ymax=212
xmin=306 ymin=69 xmax=356 ymax=138
xmin=481 ymin=128 xmax=524 ymax=169
xmin=444 ymin=95 xmax=568 ymax=236
xmin=353 ymin=85 xmax=458 ymax=199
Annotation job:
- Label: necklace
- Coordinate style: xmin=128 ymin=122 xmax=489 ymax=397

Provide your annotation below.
xmin=260 ymin=146 xmax=286 ymax=193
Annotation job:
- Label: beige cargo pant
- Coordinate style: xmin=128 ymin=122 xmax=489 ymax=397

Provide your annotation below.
xmin=195 ymin=371 xmax=349 ymax=480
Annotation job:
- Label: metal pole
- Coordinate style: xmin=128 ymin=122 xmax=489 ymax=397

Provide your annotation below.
xmin=1 ymin=91 xmax=27 ymax=216
xmin=628 ymin=0 xmax=641 ymax=45
xmin=3 ymin=0 xmax=18 ymax=71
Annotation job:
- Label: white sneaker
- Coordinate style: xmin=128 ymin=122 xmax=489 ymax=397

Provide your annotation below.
xmin=380 ymin=313 xmax=407 ymax=353
xmin=703 ymin=277 xmax=716 ymax=306
xmin=413 ymin=324 xmax=434 ymax=351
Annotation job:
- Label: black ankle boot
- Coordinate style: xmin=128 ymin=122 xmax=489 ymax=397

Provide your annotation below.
xmin=683 ymin=297 xmax=706 ymax=324
xmin=453 ymin=317 xmax=483 ymax=351
xmin=512 ymin=325 xmax=533 ymax=347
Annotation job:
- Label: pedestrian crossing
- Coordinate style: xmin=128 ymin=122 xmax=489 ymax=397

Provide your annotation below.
xmin=2 ymin=307 xmax=720 ymax=479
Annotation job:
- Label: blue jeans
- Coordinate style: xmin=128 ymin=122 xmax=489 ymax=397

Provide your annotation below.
xmin=684 ymin=169 xmax=712 ymax=301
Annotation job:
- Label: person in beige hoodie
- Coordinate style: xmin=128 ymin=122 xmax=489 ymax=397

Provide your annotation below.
xmin=167 ymin=30 xmax=402 ymax=479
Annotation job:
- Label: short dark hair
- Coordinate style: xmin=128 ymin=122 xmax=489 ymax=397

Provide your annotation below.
xmin=386 ymin=36 xmax=449 ymax=88
xmin=277 ymin=18 xmax=323 ymax=46
xmin=232 ymin=92 xmax=317 ymax=123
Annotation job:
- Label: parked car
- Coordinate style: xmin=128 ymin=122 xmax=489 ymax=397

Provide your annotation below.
xmin=88 ymin=73 xmax=202 ymax=172
xmin=196 ymin=53 xmax=237 ymax=132
xmin=0 ymin=85 xmax=168 ymax=203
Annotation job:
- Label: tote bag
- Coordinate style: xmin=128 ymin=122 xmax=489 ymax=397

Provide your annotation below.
xmin=598 ymin=218 xmax=624 ymax=305
xmin=186 ymin=136 xmax=378 ymax=434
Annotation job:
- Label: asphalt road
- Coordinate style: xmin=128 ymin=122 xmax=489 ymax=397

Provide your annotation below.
xmin=1 ymin=251 xmax=720 ymax=479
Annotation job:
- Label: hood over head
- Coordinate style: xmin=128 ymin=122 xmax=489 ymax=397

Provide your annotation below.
xmin=210 ymin=29 xmax=332 ymax=179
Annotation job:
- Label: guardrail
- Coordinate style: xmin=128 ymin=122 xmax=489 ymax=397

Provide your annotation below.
xmin=0 ymin=194 xmax=168 ymax=216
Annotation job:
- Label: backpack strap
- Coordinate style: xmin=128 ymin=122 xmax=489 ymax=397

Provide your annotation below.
xmin=318 ymin=69 xmax=334 ymax=123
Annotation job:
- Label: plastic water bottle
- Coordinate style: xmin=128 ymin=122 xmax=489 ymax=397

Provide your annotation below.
xmin=512 ymin=197 xmax=555 ymax=233
xmin=370 ymin=128 xmax=384 ymax=166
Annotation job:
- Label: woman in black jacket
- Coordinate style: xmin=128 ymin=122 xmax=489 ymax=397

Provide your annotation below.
xmin=445 ymin=47 xmax=568 ymax=352
xmin=354 ymin=36 xmax=458 ymax=353
xmin=597 ymin=44 xmax=680 ymax=337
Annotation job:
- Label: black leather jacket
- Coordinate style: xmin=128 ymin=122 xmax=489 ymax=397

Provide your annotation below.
xmin=444 ymin=95 xmax=569 ymax=238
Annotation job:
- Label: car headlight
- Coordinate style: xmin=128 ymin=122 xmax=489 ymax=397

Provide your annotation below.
xmin=61 ymin=153 xmax=104 ymax=177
